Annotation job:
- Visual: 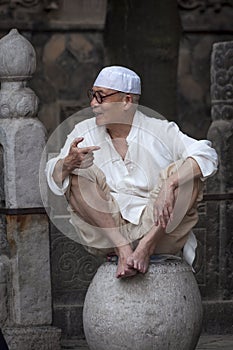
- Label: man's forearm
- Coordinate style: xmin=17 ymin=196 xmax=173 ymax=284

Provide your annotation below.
xmin=154 ymin=157 xmax=203 ymax=228
xmin=52 ymin=158 xmax=71 ymax=187
xmin=166 ymin=157 xmax=202 ymax=190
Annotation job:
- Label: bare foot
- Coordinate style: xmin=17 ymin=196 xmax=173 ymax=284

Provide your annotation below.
xmin=116 ymin=245 xmax=138 ymax=279
xmin=127 ymin=224 xmax=165 ymax=274
xmin=126 ymin=242 xmax=151 ymax=274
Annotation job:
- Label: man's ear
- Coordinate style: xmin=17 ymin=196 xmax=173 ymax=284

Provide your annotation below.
xmin=123 ymin=94 xmax=133 ymax=110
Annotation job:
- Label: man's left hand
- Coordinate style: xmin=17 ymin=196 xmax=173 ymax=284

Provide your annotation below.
xmin=153 ymin=180 xmax=177 ymax=228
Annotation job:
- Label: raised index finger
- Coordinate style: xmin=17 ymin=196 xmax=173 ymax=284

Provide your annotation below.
xmin=80 ymin=145 xmax=101 ymax=154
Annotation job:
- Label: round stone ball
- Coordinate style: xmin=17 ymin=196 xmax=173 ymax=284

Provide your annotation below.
xmin=83 ymin=260 xmax=203 ymax=350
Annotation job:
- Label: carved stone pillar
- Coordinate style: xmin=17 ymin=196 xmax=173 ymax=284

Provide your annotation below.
xmin=203 ymin=41 xmax=233 ymax=333
xmin=0 ymin=29 xmax=61 ymax=349
xmin=177 ymin=1 xmax=233 ymax=333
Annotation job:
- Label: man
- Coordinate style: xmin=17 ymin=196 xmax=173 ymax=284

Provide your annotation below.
xmin=46 ymin=66 xmax=218 ymax=278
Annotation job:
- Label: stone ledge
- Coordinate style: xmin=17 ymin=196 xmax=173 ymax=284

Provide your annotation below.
xmin=3 ymin=326 xmax=61 ymax=350
xmin=197 ymin=334 xmax=233 ymax=350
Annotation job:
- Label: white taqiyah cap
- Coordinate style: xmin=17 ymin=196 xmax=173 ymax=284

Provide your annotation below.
xmin=93 ymin=66 xmax=141 ymax=94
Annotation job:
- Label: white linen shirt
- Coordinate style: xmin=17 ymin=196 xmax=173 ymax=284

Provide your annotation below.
xmin=46 ymin=110 xmax=218 ymax=225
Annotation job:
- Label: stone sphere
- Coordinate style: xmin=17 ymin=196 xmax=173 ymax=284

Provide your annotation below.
xmin=83 ymin=260 xmax=203 ymax=350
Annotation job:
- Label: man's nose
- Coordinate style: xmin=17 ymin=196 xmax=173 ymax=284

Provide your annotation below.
xmin=90 ymin=96 xmax=99 ymax=107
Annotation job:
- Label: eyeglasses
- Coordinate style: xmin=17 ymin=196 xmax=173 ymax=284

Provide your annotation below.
xmin=87 ymin=89 xmax=121 ymax=104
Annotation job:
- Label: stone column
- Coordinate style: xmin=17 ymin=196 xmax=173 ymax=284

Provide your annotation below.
xmin=0 ymin=29 xmax=61 ymax=349
xmin=204 ymin=41 xmax=233 ymax=333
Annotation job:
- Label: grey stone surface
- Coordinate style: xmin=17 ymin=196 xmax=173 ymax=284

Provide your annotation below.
xmin=3 ymin=326 xmax=61 ymax=350
xmin=83 ymin=261 xmax=203 ymax=350
xmin=0 ymin=29 xmax=38 ymax=119
xmin=197 ymin=335 xmax=233 ymax=350
xmin=0 ymin=118 xmax=46 ymax=208
xmin=60 ymin=335 xmax=233 ymax=350
xmin=0 ymin=29 xmax=45 ymax=208
xmin=0 ymin=28 xmax=36 ymax=82
xmin=0 ymin=255 xmax=10 ymax=325
xmin=7 ymin=214 xmax=52 ymax=325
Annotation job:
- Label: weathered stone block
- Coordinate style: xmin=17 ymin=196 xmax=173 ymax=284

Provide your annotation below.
xmin=6 ymin=214 xmax=52 ymax=326
xmin=0 ymin=118 xmax=46 ymax=208
xmin=0 ymin=255 xmax=10 ymax=326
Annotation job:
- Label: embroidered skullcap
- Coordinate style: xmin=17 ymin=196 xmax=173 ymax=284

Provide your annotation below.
xmin=93 ymin=66 xmax=141 ymax=94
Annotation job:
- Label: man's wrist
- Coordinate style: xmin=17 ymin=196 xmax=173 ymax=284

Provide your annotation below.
xmin=63 ymin=157 xmax=75 ymax=174
xmin=165 ymin=178 xmax=178 ymax=191
xmin=53 ymin=159 xmax=71 ymax=186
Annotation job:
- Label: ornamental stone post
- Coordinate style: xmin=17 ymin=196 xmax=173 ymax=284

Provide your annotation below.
xmin=205 ymin=41 xmax=233 ymax=332
xmin=0 ymin=29 xmax=61 ymax=349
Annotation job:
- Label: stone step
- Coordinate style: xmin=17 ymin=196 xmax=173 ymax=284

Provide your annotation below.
xmin=61 ymin=334 xmax=233 ymax=350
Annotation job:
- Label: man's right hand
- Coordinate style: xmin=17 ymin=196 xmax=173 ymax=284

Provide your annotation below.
xmin=63 ymin=137 xmax=100 ymax=172
xmin=52 ymin=137 xmax=100 ymax=187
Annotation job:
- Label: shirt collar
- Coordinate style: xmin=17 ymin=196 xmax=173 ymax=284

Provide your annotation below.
xmin=126 ymin=109 xmax=141 ymax=144
xmin=101 ymin=109 xmax=141 ymax=143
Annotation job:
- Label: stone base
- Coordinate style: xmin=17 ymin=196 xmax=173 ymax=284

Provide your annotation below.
xmin=202 ymin=301 xmax=233 ymax=334
xmin=2 ymin=326 xmax=61 ymax=350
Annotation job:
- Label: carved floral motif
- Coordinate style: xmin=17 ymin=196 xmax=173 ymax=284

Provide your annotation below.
xmin=211 ymin=43 xmax=233 ymax=120
xmin=51 ymin=232 xmax=102 ymax=290
xmin=0 ymin=0 xmax=60 ymax=10
xmin=178 ymin=0 xmax=233 ymax=12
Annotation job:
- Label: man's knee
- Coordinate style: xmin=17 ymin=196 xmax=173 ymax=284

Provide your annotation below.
xmin=73 ymin=164 xmax=106 ymax=185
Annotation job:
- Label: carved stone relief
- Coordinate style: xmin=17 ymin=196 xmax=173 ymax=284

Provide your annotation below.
xmin=0 ymin=0 xmax=60 ymax=10
xmin=51 ymin=229 xmax=102 ymax=292
xmin=0 ymin=145 xmax=5 ymax=207
xmin=50 ymin=223 xmax=103 ymax=337
xmin=201 ymin=40 xmax=233 ymax=331
xmin=0 ymin=0 xmax=107 ymax=30
xmin=0 ymin=29 xmax=38 ymax=119
xmin=178 ymin=0 xmax=233 ymax=31
xmin=211 ymin=43 xmax=233 ymax=120
xmin=178 ymin=0 xmax=233 ymax=12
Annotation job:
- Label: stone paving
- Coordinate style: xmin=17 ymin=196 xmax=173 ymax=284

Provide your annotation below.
xmin=196 ymin=334 xmax=233 ymax=350
xmin=61 ymin=334 xmax=233 ymax=350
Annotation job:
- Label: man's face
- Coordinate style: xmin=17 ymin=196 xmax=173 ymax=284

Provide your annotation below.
xmin=90 ymin=86 xmax=126 ymax=126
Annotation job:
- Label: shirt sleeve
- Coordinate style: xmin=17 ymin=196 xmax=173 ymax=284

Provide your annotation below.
xmin=164 ymin=121 xmax=218 ymax=179
xmin=45 ymin=127 xmax=80 ymax=196
xmin=45 ymin=156 xmax=70 ymax=196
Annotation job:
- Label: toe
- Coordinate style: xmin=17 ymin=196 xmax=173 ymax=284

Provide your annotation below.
xmin=126 ymin=256 xmax=134 ymax=268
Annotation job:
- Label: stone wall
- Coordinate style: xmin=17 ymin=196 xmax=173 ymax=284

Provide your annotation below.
xmin=105 ymin=0 xmax=181 ymax=123
xmin=0 ymin=0 xmax=107 ymax=136
xmin=177 ymin=0 xmax=233 ymax=139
